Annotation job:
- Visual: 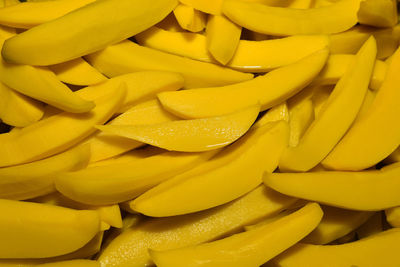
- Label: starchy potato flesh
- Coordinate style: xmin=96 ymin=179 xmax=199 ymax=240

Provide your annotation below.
xmin=85 ymin=40 xmax=253 ymax=89
xmin=0 ymin=0 xmax=96 ymax=29
xmin=49 ymin=57 xmax=107 ymax=86
xmin=158 ymin=49 xmax=328 ymax=118
xmin=0 ymin=1 xmax=399 ymax=266
xmin=279 ymin=37 xmax=376 ymax=172
xmin=173 ymin=4 xmax=206 ymax=32
xmin=2 ymin=0 xmax=179 ymax=65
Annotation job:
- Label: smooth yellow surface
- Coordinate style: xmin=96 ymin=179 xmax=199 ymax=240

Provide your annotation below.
xmin=86 ymin=40 xmax=253 ymax=89
xmin=311 ymin=85 xmax=332 ymax=118
xmin=0 ymin=144 xmax=90 ymax=200
xmin=0 ymin=61 xmax=94 ymax=113
xmin=288 ymin=94 xmax=314 ymax=147
xmin=0 ymin=234 xmax=103 ymax=265
xmin=4 ymin=0 xmax=25 ymax=6
xmin=0 ymin=35 xmax=94 ymax=113
xmin=222 ymin=0 xmax=360 ymax=36
xmin=173 ymin=4 xmax=206 ymax=32
xmin=385 ymin=206 xmax=400 ymax=227
xmin=38 ymin=260 xmax=100 ymax=267
xmin=50 ymin=57 xmax=107 ymax=86
xmin=179 ymin=0 xmax=223 ymax=15
xmin=358 ymin=0 xmax=397 ymax=28
xmin=279 ymin=37 xmax=376 ymax=172
xmin=322 ymin=46 xmax=400 ymax=170
xmin=330 ymin=25 xmax=400 ymax=59
xmin=33 ymin=192 xmax=123 ymax=229
xmin=97 ymin=105 xmax=259 ymax=152
xmin=314 ymin=54 xmax=387 ymax=90
xmin=135 ymin=26 xmax=212 ymax=63
xmin=87 ymin=100 xmax=177 ymax=163
xmin=357 ymin=89 xmax=376 ymax=118
xmin=0 ymin=84 xmax=125 ymax=167
xmin=136 ymin=26 xmax=330 ymax=72
xmin=271 ymin=229 xmax=400 ymax=267
xmin=264 ymin=162 xmax=400 ymax=210
xmin=76 ymin=71 xmax=184 ymax=113
xmin=99 ymin=185 xmax=296 ymax=267
xmin=0 ymin=199 xmax=100 ymax=258
xmin=228 ymin=35 xmax=330 ymax=72
xmin=55 ymin=150 xmax=215 ymax=205
xmin=303 ymin=206 xmax=373 ymax=244
xmin=2 ymin=0 xmax=178 ymax=65
xmin=288 ymin=0 xmax=315 ymax=8
xmin=0 ymin=0 xmax=95 ymax=29
xmin=0 ymin=81 xmax=44 ymax=127
xmin=150 ymin=203 xmax=322 ymax=267
xmin=132 ymin=121 xmax=288 ymax=217
xmin=206 ymin=15 xmax=241 ymax=65
xmin=159 ymin=49 xmax=328 ymax=119
xmin=180 ymin=0 xmax=295 ymax=15
xmin=254 ymin=102 xmax=289 ymax=129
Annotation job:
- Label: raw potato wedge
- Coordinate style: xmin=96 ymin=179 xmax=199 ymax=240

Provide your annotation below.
xmin=288 ymin=0 xmax=315 ymax=8
xmin=254 ymin=102 xmax=289 ymax=129
xmin=150 ymin=203 xmax=322 ymax=267
xmin=0 ymin=59 xmax=95 ymax=113
xmin=136 ymin=26 xmax=330 ymax=72
xmin=158 ymin=49 xmax=328 ymax=118
xmin=385 ymin=207 xmax=400 ymax=227
xmin=85 ymin=40 xmax=253 ymax=89
xmin=0 ymin=232 xmax=104 ymax=265
xmin=330 ymin=25 xmax=400 ymax=59
xmin=96 ymin=105 xmax=259 ymax=152
xmin=49 ymin=57 xmax=107 ymax=86
xmin=98 ymin=185 xmax=296 ymax=267
xmin=88 ymin=146 xmax=165 ymax=167
xmin=206 ymin=15 xmax=242 ymax=65
xmin=74 ymin=71 xmax=184 ymax=114
xmin=0 ymin=84 xmax=125 ymax=167
xmin=157 ymin=13 xmax=183 ymax=32
xmin=173 ymin=4 xmax=206 ymax=32
xmin=135 ymin=26 xmax=213 ymax=63
xmin=2 ymin=0 xmax=178 ymax=65
xmin=287 ymin=93 xmax=315 ymax=147
xmin=179 ymin=0 xmax=223 ymax=15
xmin=33 ymin=192 xmax=123 ymax=229
xmin=271 ymin=229 xmax=400 ymax=267
xmin=0 ymin=0 xmax=96 ymax=29
xmin=357 ymin=0 xmax=398 ymax=28
xmin=279 ymin=37 xmax=376 ymax=172
xmin=0 ymin=82 xmax=44 ymax=127
xmin=227 ymin=35 xmax=330 ymax=72
xmin=37 ymin=260 xmax=100 ymax=267
xmin=0 ymin=199 xmax=100 ymax=258
xmin=264 ymin=162 xmax=400 ymax=211
xmin=322 ymin=46 xmax=400 ymax=171
xmin=303 ymin=206 xmax=374 ymax=244
xmin=179 ymin=0 xmax=304 ymax=15
xmin=86 ymin=100 xmax=178 ymax=163
xmin=314 ymin=54 xmax=387 ymax=91
xmin=0 ymin=144 xmax=90 ymax=200
xmin=131 ymin=121 xmax=288 ymax=217
xmin=222 ymin=0 xmax=360 ymax=36
xmin=0 ymin=33 xmax=94 ymax=113
xmin=54 ymin=150 xmax=216 ymax=205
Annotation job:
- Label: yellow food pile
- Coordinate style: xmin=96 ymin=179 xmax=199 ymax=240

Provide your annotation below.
xmin=0 ymin=0 xmax=399 ymax=266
